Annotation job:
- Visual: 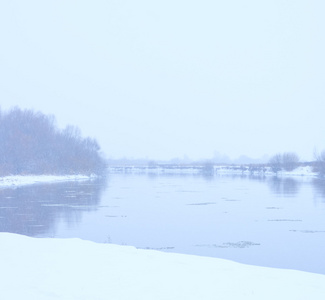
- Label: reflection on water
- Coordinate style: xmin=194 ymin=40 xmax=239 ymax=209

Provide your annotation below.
xmin=267 ymin=177 xmax=300 ymax=195
xmin=0 ymin=173 xmax=325 ymax=275
xmin=313 ymin=178 xmax=325 ymax=201
xmin=0 ymin=177 xmax=107 ymax=236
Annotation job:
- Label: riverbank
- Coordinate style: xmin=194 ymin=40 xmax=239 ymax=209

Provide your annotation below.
xmin=107 ymin=164 xmax=319 ymax=177
xmin=1 ymin=233 xmax=324 ymax=299
xmin=0 ymin=174 xmax=97 ymax=188
xmin=215 ymin=165 xmax=318 ymax=177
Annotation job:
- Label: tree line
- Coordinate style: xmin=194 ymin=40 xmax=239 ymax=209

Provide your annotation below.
xmin=0 ymin=107 xmax=106 ymax=176
xmin=268 ymin=151 xmax=325 ymax=176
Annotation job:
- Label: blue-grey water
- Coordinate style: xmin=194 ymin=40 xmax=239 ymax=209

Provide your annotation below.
xmin=1 ymin=173 xmax=325 ymax=275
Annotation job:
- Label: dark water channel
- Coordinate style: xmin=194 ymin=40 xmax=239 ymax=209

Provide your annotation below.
xmin=1 ymin=173 xmax=325 ymax=275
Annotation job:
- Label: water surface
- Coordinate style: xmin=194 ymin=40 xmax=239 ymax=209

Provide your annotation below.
xmin=1 ymin=173 xmax=324 ymax=275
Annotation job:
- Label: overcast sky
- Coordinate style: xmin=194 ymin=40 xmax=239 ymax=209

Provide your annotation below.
xmin=0 ymin=1 xmax=324 ymax=161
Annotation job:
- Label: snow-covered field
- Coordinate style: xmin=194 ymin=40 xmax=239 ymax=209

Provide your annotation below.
xmin=1 ymin=233 xmax=325 ymax=299
xmin=0 ymin=174 xmax=96 ymax=188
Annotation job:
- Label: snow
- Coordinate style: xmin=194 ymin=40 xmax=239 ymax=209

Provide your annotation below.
xmin=1 ymin=233 xmax=325 ymax=299
xmin=275 ymin=165 xmax=317 ymax=176
xmin=215 ymin=165 xmax=318 ymax=177
xmin=108 ymin=165 xmax=320 ymax=177
xmin=0 ymin=174 xmax=96 ymax=188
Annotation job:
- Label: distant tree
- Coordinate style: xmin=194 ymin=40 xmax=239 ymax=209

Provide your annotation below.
xmin=269 ymin=153 xmax=282 ymax=173
xmin=282 ymin=152 xmax=299 ymax=171
xmin=269 ymin=152 xmax=299 ymax=173
xmin=147 ymin=160 xmax=158 ymax=169
xmin=201 ymin=161 xmax=214 ymax=176
xmin=313 ymin=150 xmax=325 ymax=176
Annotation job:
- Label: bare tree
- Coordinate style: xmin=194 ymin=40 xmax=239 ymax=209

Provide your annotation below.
xmin=282 ymin=152 xmax=299 ymax=171
xmin=313 ymin=150 xmax=325 ymax=176
xmin=269 ymin=152 xmax=299 ymax=173
xmin=269 ymin=153 xmax=282 ymax=173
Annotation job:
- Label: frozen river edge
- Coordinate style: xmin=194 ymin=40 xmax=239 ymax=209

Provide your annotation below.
xmin=0 ymin=174 xmax=96 ymax=188
xmin=1 ymin=233 xmax=325 ymax=300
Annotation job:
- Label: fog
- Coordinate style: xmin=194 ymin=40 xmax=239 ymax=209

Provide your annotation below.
xmin=1 ymin=1 xmax=324 ymax=161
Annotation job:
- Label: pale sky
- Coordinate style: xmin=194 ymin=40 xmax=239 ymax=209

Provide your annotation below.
xmin=0 ymin=1 xmax=324 ymax=161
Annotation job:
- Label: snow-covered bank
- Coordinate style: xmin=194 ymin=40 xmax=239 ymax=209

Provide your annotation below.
xmin=215 ymin=165 xmax=318 ymax=177
xmin=108 ymin=164 xmax=319 ymax=177
xmin=0 ymin=174 xmax=97 ymax=188
xmin=1 ymin=233 xmax=324 ymax=300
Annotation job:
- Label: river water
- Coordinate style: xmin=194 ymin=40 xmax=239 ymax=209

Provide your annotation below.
xmin=1 ymin=173 xmax=325 ymax=275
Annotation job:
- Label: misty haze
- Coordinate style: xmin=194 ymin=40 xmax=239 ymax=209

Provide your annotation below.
xmin=1 ymin=1 xmax=325 ymax=299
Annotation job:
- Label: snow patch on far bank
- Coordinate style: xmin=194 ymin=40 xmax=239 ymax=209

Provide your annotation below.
xmin=0 ymin=174 xmax=97 ymax=188
xmin=215 ymin=165 xmax=318 ymax=177
xmin=108 ymin=164 xmax=320 ymax=177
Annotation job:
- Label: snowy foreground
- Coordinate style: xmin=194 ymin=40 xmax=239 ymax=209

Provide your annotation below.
xmin=0 ymin=174 xmax=95 ymax=188
xmin=1 ymin=233 xmax=325 ymax=300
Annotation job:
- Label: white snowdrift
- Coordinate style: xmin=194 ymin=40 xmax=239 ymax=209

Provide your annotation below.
xmin=1 ymin=233 xmax=325 ymax=300
xmin=0 ymin=174 xmax=95 ymax=188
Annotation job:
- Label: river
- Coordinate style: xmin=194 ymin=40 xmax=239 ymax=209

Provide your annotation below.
xmin=1 ymin=172 xmax=324 ymax=274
